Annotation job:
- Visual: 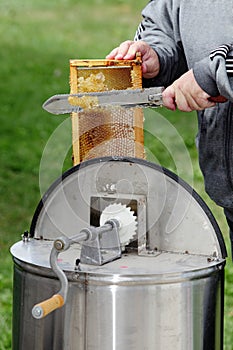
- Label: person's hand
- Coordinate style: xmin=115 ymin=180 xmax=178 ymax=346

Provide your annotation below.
xmin=106 ymin=40 xmax=160 ymax=79
xmin=162 ymin=69 xmax=216 ymax=112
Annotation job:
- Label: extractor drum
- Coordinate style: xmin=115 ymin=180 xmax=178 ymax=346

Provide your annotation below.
xmin=11 ymin=157 xmax=226 ymax=350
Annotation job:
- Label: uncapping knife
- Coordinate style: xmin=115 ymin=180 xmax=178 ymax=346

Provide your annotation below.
xmin=42 ymin=87 xmax=164 ymax=115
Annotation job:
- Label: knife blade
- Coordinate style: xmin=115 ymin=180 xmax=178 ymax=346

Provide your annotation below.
xmin=42 ymin=87 xmax=164 ymax=115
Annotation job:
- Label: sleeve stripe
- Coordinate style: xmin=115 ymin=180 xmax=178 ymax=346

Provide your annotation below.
xmin=209 ymin=45 xmax=233 ymax=76
xmin=209 ymin=44 xmax=231 ymax=60
xmin=134 ymin=22 xmax=145 ymax=41
xmin=226 ymin=57 xmax=233 ymax=75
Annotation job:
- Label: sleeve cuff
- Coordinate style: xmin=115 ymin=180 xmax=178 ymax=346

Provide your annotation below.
xmin=193 ymin=45 xmax=233 ymax=102
xmin=193 ymin=57 xmax=219 ymax=97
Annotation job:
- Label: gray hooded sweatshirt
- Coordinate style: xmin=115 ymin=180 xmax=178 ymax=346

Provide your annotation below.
xmin=135 ymin=0 xmax=233 ymax=219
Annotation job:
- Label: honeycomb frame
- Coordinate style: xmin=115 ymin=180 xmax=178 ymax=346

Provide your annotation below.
xmin=69 ymin=56 xmax=144 ymax=165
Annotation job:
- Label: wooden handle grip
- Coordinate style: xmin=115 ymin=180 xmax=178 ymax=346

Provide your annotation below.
xmin=32 ymin=294 xmax=64 ymax=319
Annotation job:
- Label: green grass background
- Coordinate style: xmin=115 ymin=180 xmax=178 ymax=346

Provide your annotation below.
xmin=0 ymin=0 xmax=233 ymax=349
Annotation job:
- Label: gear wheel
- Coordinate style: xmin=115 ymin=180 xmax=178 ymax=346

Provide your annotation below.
xmin=99 ymin=203 xmax=137 ymax=248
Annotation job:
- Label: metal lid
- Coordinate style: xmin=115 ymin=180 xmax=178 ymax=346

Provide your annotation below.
xmin=11 ymin=239 xmax=225 ymax=281
xmin=30 ymin=157 xmax=226 ymax=258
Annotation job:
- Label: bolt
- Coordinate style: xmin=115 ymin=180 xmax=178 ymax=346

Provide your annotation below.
xmin=207 ymin=256 xmax=220 ymax=263
xmin=75 ymin=259 xmax=80 ymax=267
xmin=54 ymin=239 xmax=64 ymax=251
xmin=22 ymin=230 xmax=30 ymax=242
xmin=32 ymin=306 xmax=43 ymax=319
xmin=104 ymin=183 xmax=117 ymax=194
xmin=147 ymin=250 xmax=155 ymax=255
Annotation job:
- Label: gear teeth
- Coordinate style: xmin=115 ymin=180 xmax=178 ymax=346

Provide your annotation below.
xmin=99 ymin=203 xmax=137 ymax=248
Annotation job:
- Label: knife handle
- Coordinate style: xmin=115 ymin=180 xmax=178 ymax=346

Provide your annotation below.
xmin=208 ymin=95 xmax=227 ymax=103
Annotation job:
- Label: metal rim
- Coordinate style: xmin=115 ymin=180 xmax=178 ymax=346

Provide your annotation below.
xmin=13 ymin=254 xmax=225 ymax=284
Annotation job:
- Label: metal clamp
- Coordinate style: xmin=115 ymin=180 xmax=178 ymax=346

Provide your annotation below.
xmin=148 ymin=92 xmax=163 ymax=105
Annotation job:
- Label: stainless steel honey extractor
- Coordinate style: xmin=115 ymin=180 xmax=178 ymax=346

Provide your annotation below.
xmin=11 ymin=157 xmax=226 ymax=350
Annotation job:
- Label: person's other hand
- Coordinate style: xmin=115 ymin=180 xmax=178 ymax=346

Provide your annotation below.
xmin=162 ymin=69 xmax=216 ymax=112
xmin=106 ymin=40 xmax=160 ymax=79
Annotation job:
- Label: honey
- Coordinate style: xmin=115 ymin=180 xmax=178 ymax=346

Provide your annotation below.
xmin=77 ymin=72 xmax=108 ymax=92
xmin=68 ymin=95 xmax=99 ymax=109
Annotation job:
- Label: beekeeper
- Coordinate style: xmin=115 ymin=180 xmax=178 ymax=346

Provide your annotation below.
xmin=107 ymin=0 xmax=233 ymax=254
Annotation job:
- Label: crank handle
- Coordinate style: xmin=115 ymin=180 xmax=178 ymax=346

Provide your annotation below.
xmin=31 ymin=233 xmax=90 ymax=320
xmin=32 ymin=294 xmax=64 ymax=319
xmin=32 ymin=240 xmax=69 ymax=320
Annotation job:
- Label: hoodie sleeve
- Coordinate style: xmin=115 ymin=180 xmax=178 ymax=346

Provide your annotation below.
xmin=134 ymin=0 xmax=188 ymax=87
xmin=193 ymin=44 xmax=233 ymax=102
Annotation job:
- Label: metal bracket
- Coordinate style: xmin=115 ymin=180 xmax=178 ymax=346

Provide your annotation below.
xmin=80 ymin=219 xmax=121 ymax=265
